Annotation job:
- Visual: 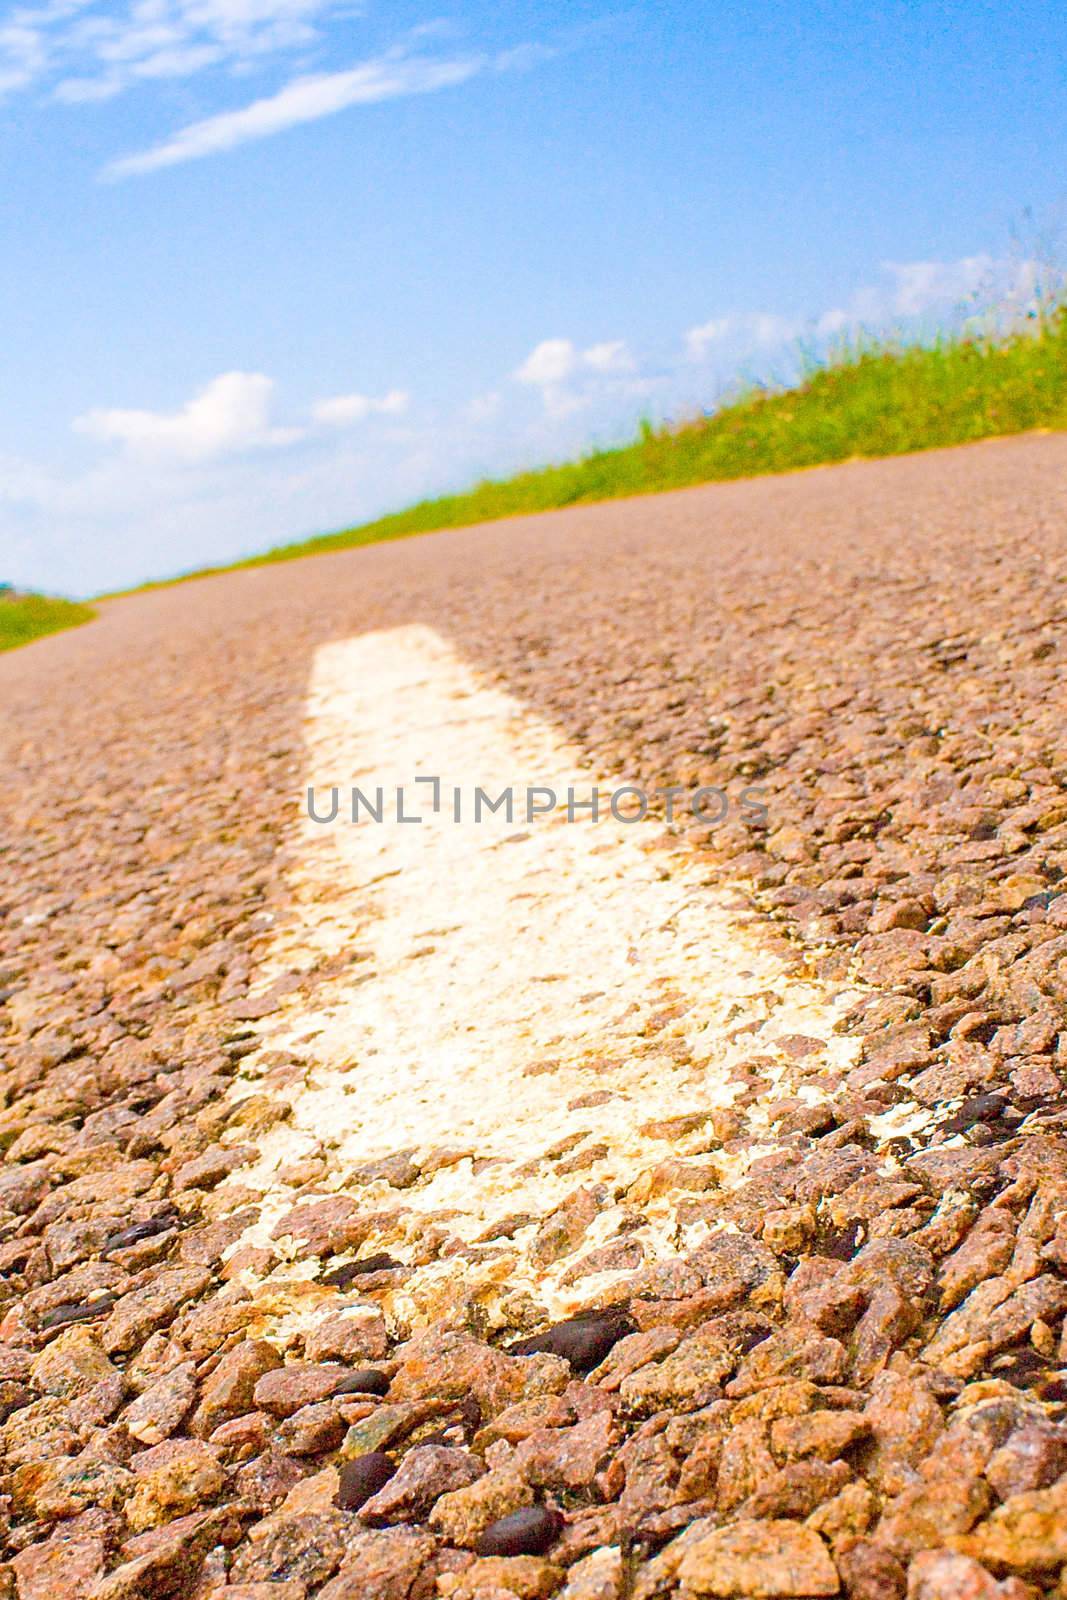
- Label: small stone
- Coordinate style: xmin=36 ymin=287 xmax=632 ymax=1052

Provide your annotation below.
xmin=908 ymin=1550 xmax=1034 ymax=1600
xmin=333 ymin=1367 xmax=390 ymax=1397
xmin=440 ymin=1555 xmax=564 ymax=1600
xmin=101 ymin=1268 xmax=211 ymax=1356
xmin=278 ymin=1400 xmax=347 ymax=1456
xmin=390 ymin=1329 xmax=568 ymax=1417
xmin=677 ymin=1519 xmax=840 ymax=1596
xmin=558 ymin=1546 xmax=624 ymax=1599
xmin=102 ymin=1215 xmax=178 ymax=1254
xmin=124 ymin=1442 xmax=226 ymax=1532
xmin=336 ymin=1452 xmax=396 ymax=1511
xmin=743 ymin=1461 xmax=852 ymax=1521
xmin=11 ymin=1454 xmax=133 ymax=1520
xmin=984 ymin=1423 xmax=1067 ymax=1500
xmin=317 ymin=1527 xmax=438 ymax=1599
xmin=476 ymin=1504 xmax=563 ymax=1557
xmin=513 ymin=1409 xmax=619 ymax=1491
xmin=9 ymin=1529 xmax=106 ymax=1600
xmin=38 ymin=1296 xmax=117 ymax=1332
xmin=834 ymin=1538 xmax=905 ymax=1600
xmin=253 ymin=1363 xmax=348 ymax=1417
xmin=305 ymin=1307 xmax=388 ymax=1364
xmin=771 ymin=1411 xmax=870 ymax=1463
xmin=360 ymin=1443 xmax=484 ymax=1526
xmin=528 ymin=1187 xmax=604 ymax=1268
xmin=29 ymin=1327 xmax=119 ymax=1399
xmin=430 ymin=1467 xmax=533 ymax=1548
xmin=509 ymin=1308 xmax=634 ymax=1372
xmin=234 ymin=1447 xmax=306 ymax=1512
xmin=190 ymin=1339 xmax=281 ymax=1435
xmin=91 ymin=1508 xmax=232 ymax=1600
xmin=210 ymin=1411 xmax=271 ymax=1459
xmin=323 ymin=1254 xmax=401 ymax=1288
xmin=949 ymin=1479 xmax=1067 ymax=1571
xmin=123 ymin=1361 xmax=197 ymax=1445
xmin=728 ymin=1325 xmax=849 ymax=1397
xmin=226 ymin=1507 xmax=345 ymax=1588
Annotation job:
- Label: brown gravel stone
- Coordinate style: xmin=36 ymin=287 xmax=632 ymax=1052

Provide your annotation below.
xmin=9 ymin=1530 xmax=106 ymax=1600
xmin=122 ymin=1360 xmax=198 ymax=1444
xmin=439 ymin=1555 xmax=564 ymax=1599
xmin=101 ymin=1268 xmax=212 ymax=1356
xmin=123 ymin=1441 xmax=226 ymax=1531
xmin=907 ymin=1551 xmax=1036 ymax=1600
xmin=251 ymin=1362 xmax=347 ymax=1418
xmin=835 ymin=1538 xmax=906 ymax=1600
xmin=677 ymin=1519 xmax=840 ymax=1595
xmin=191 ymin=1339 xmax=282 ymax=1434
xmin=359 ymin=1443 xmax=484 ymax=1525
xmin=430 ymin=1467 xmax=534 ymax=1547
xmin=317 ymin=1527 xmax=440 ymax=1599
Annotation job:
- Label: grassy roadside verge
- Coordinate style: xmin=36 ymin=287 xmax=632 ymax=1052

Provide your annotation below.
xmin=227 ymin=303 xmax=1067 ymax=574
xmin=9 ymin=304 xmax=1065 ymax=653
xmin=0 ymin=594 xmax=96 ymax=653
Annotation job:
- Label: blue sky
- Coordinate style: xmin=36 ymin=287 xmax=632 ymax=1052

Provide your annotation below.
xmin=3 ymin=0 xmax=1066 ymax=595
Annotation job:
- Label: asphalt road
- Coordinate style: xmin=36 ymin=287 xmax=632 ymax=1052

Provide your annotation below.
xmin=2 ymin=433 xmax=1067 ymax=1598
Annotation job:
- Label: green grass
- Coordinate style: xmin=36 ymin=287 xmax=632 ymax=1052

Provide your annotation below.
xmin=215 ymin=302 xmax=1067 ymax=576
xmin=0 ymin=593 xmax=96 ymax=653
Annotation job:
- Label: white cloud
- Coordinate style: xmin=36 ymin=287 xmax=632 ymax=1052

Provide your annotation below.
xmin=813 ymin=253 xmax=1048 ymax=335
xmin=513 ymin=337 xmax=634 ymax=409
xmin=2 ymin=0 xmax=346 ymax=106
xmin=514 ymin=338 xmax=578 ymax=387
xmin=750 ymin=311 xmax=798 ymax=346
xmin=105 ymin=47 xmax=483 ymax=176
xmin=75 ymin=370 xmax=301 ymax=459
xmin=684 ymin=317 xmax=732 ymax=359
xmin=312 ymin=388 xmax=409 ymax=426
xmin=582 ymin=339 xmax=633 ymax=373
xmin=885 ymin=255 xmax=994 ymax=316
xmin=685 ymin=312 xmax=799 ymax=362
xmin=466 ymin=390 xmax=502 ymax=423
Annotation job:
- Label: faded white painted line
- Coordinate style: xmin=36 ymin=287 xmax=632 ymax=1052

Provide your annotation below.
xmin=228 ymin=625 xmax=864 ymax=1332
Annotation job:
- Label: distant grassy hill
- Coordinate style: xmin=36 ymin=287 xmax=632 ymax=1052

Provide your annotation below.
xmin=0 ymin=591 xmax=95 ymax=653
xmin=12 ymin=297 xmax=1067 ymax=650
xmin=219 ymin=299 xmax=1067 ymax=576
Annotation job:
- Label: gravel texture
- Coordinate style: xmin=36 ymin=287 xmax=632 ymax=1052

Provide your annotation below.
xmin=2 ymin=433 xmax=1067 ymax=1600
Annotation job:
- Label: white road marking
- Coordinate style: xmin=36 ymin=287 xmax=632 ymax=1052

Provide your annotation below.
xmin=229 ymin=625 xmax=864 ymax=1332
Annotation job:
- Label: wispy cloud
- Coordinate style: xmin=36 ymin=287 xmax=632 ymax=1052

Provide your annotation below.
xmin=684 ymin=256 xmax=1052 ymax=367
xmin=684 ymin=316 xmax=732 ymax=359
xmin=813 ymin=254 xmax=1052 ymax=335
xmin=1 ymin=0 xmax=347 ymax=105
xmin=104 ymin=46 xmax=485 ymax=177
xmin=312 ymin=388 xmax=409 ymax=426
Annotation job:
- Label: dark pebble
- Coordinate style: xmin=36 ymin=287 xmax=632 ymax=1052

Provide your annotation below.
xmin=815 ymin=1221 xmax=862 ymax=1261
xmin=323 ymin=1253 xmax=402 ymax=1289
xmin=103 ymin=1212 xmax=178 ymax=1253
xmin=507 ymin=1305 xmax=634 ymax=1371
xmin=333 ymin=1368 xmax=390 ymax=1397
xmin=736 ymin=1322 xmax=773 ymax=1356
xmin=336 ymin=1452 xmax=396 ymax=1511
xmin=990 ymin=1346 xmax=1048 ymax=1389
xmin=39 ymin=1295 xmax=117 ymax=1331
xmin=476 ymin=1504 xmax=562 ymax=1557
xmin=941 ymin=1093 xmax=1007 ymax=1135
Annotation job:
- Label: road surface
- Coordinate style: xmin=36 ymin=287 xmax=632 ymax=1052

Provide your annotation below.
xmin=2 ymin=433 xmax=1067 ymax=1597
